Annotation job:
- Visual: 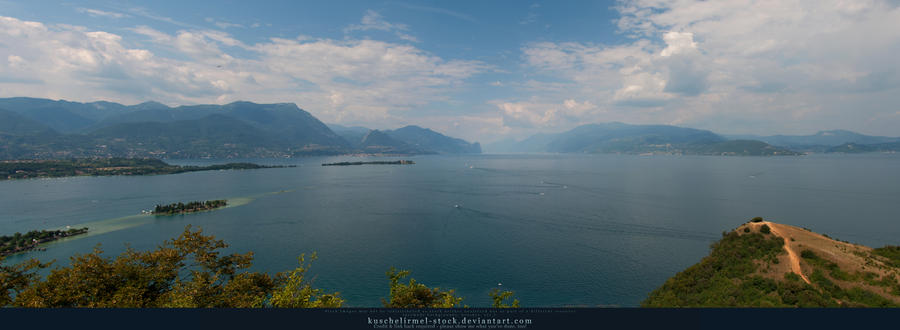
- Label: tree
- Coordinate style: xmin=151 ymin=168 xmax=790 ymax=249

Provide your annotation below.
xmin=9 ymin=225 xmax=341 ymax=308
xmin=269 ymin=253 xmax=344 ymax=308
xmin=382 ymin=267 xmax=463 ymax=308
xmin=489 ymin=288 xmax=520 ymax=308
xmin=0 ymin=256 xmax=50 ymax=306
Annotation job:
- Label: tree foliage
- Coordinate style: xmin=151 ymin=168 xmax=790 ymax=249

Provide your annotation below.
xmin=382 ymin=267 xmax=464 ymax=308
xmin=489 ymin=288 xmax=520 ymax=308
xmin=0 ymin=256 xmax=50 ymax=306
xmin=0 ymin=225 xmax=524 ymax=308
xmin=2 ymin=225 xmax=342 ymax=308
xmin=269 ymin=253 xmax=344 ymax=308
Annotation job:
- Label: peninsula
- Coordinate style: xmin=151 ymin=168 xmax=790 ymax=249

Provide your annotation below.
xmin=643 ymin=218 xmax=900 ymax=307
xmin=321 ymin=160 xmax=415 ymax=166
xmin=1 ymin=158 xmax=293 ymax=180
xmin=153 ymin=200 xmax=228 ymax=215
xmin=1 ymin=227 xmax=89 ymax=256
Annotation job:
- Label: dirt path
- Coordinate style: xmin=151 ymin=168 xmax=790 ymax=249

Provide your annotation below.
xmin=764 ymin=222 xmax=811 ymax=284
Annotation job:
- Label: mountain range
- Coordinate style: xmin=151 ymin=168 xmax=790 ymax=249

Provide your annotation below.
xmin=726 ymin=130 xmax=900 ymax=152
xmin=2 ymin=97 xmax=896 ymax=159
xmin=0 ymin=97 xmax=481 ymax=159
xmin=487 ymin=122 xmax=800 ymax=156
xmin=487 ymin=123 xmax=899 ymax=155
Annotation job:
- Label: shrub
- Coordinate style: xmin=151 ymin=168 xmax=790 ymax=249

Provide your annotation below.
xmin=750 ymin=217 xmax=764 ymax=223
xmin=489 ymin=288 xmax=520 ymax=308
xmin=800 ymin=250 xmax=818 ymax=260
xmin=873 ymin=246 xmax=900 ymax=268
xmin=382 ymin=268 xmax=463 ymax=308
xmin=744 ymin=227 xmax=751 ymax=233
xmin=784 ymin=272 xmax=801 ymax=282
xmin=760 ymin=224 xmax=771 ymax=234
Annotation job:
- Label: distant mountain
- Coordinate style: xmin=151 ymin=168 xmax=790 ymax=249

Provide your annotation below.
xmin=826 ymin=142 xmax=900 ymax=153
xmin=385 ymin=125 xmax=481 ymax=154
xmin=0 ymin=98 xmax=351 ymax=159
xmin=0 ymin=109 xmax=55 ymax=136
xmin=0 ymin=97 xmax=481 ymax=159
xmin=0 ymin=97 xmax=134 ymax=133
xmin=727 ymin=130 xmax=900 ymax=149
xmin=89 ymin=114 xmax=292 ymax=158
xmin=328 ymin=124 xmax=481 ymax=154
xmin=496 ymin=122 xmax=798 ymax=156
xmin=357 ymin=130 xmax=428 ymax=155
xmin=327 ymin=124 xmax=371 ymax=148
xmin=93 ymin=102 xmax=348 ymax=148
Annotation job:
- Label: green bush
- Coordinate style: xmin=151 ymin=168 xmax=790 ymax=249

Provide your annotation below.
xmin=800 ymin=249 xmax=818 ymax=260
xmin=489 ymin=288 xmax=520 ymax=308
xmin=784 ymin=272 xmax=801 ymax=282
xmin=760 ymin=224 xmax=771 ymax=234
xmin=642 ymin=232 xmax=785 ymax=307
xmin=744 ymin=227 xmax=751 ymax=233
xmin=382 ymin=268 xmax=463 ymax=308
xmin=873 ymin=246 xmax=900 ymax=267
xmin=750 ymin=217 xmax=764 ymax=223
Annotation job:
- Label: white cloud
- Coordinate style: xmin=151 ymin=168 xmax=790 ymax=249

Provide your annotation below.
xmin=345 ymin=10 xmax=419 ymax=43
xmin=659 ymin=31 xmax=696 ymax=57
xmin=0 ymin=15 xmax=483 ymax=127
xmin=205 ymin=17 xmax=244 ymax=29
xmin=493 ymin=99 xmax=601 ymax=129
xmin=77 ymin=8 xmax=128 ymax=19
xmin=508 ymin=0 xmax=900 ymax=136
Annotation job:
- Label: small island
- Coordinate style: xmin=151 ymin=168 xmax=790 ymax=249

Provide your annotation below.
xmin=321 ymin=160 xmax=415 ymax=166
xmin=1 ymin=227 xmax=89 ymax=256
xmin=1 ymin=158 xmax=294 ymax=181
xmin=153 ymin=200 xmax=228 ymax=215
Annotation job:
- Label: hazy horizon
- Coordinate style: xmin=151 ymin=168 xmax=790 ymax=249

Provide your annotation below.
xmin=2 ymin=1 xmax=899 ymax=143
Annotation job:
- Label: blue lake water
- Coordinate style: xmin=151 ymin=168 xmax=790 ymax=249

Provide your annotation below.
xmin=1 ymin=153 xmax=899 ymax=307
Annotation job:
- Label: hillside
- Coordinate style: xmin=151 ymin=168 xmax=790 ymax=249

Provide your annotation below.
xmin=0 ymin=109 xmax=56 ymax=136
xmin=643 ymin=219 xmax=900 ymax=307
xmin=497 ymin=123 xmax=798 ymax=156
xmin=358 ymin=130 xmax=429 ymax=155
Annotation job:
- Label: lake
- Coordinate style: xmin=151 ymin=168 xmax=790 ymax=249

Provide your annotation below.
xmin=2 ymin=153 xmax=899 ymax=307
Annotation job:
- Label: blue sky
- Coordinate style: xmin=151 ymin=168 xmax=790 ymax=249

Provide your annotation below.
xmin=2 ymin=1 xmax=900 ymax=142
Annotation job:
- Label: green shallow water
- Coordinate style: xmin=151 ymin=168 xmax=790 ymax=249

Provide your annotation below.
xmin=2 ymin=153 xmax=899 ymax=307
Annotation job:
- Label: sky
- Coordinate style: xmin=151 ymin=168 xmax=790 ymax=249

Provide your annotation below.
xmin=1 ymin=0 xmax=900 ymax=143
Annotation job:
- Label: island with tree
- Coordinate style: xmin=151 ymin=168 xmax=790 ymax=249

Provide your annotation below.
xmin=1 ymin=158 xmax=294 ymax=180
xmin=1 ymin=227 xmax=89 ymax=256
xmin=153 ymin=200 xmax=228 ymax=215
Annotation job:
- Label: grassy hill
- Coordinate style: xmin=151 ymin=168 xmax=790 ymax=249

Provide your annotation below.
xmin=643 ymin=219 xmax=900 ymax=307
